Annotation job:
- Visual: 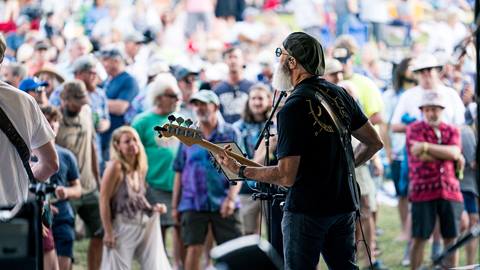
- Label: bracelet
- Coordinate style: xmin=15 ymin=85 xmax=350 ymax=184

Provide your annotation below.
xmin=238 ymin=165 xmax=247 ymax=178
xmin=422 ymin=142 xmax=429 ymax=155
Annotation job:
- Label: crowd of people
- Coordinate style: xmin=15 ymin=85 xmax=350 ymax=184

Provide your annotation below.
xmin=0 ymin=0 xmax=478 ymax=270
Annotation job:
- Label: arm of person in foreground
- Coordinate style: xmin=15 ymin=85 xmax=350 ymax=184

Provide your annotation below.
xmin=352 ymin=120 xmax=384 ymax=167
xmin=31 ymin=140 xmax=59 ymax=181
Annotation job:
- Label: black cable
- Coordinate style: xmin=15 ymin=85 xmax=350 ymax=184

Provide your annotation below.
xmin=357 ymin=214 xmax=374 ymax=270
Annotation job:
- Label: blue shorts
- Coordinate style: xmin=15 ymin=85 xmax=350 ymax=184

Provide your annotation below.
xmin=462 ymin=191 xmax=479 ymax=214
xmin=52 ymin=220 xmax=75 ymax=258
xmin=391 ymin=160 xmax=408 ymax=197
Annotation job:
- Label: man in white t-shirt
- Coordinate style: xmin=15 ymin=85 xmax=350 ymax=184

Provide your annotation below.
xmin=0 ymin=34 xmax=58 ymax=206
xmin=391 ymin=54 xmax=465 ymax=131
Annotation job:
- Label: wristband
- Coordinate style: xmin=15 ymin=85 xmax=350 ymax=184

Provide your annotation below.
xmin=238 ymin=165 xmax=247 ymax=178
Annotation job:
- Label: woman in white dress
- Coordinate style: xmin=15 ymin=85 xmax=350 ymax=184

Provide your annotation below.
xmin=99 ymin=126 xmax=171 ymax=270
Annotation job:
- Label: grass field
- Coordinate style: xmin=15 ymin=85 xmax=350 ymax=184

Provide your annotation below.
xmin=72 ymin=203 xmax=478 ymax=270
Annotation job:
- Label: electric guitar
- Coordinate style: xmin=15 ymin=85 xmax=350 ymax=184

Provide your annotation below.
xmin=153 ymin=115 xmax=263 ymax=168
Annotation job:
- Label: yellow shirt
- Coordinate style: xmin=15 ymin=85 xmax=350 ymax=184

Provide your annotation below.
xmin=347 ymin=73 xmax=384 ymax=118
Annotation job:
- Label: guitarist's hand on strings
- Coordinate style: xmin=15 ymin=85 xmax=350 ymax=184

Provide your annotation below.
xmin=216 ymin=145 xmax=242 ymax=175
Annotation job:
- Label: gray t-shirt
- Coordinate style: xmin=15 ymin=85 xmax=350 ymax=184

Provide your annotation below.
xmin=460 ymin=125 xmax=477 ymax=195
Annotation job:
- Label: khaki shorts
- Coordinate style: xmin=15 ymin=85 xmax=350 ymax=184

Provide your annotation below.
xmin=239 ymin=194 xmax=261 ymax=234
xmin=355 ymin=165 xmax=377 ymax=212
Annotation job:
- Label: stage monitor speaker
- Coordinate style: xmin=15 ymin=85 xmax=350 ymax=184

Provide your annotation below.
xmin=0 ymin=200 xmax=42 ymax=270
xmin=210 ymin=235 xmax=283 ymax=270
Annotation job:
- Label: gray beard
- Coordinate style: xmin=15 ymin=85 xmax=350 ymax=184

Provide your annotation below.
xmin=272 ymin=62 xmax=293 ymax=92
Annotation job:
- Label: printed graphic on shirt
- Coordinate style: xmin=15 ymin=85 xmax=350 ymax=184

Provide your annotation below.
xmin=307 ymin=99 xmax=334 ymax=136
xmin=218 ymin=92 xmax=249 ymax=116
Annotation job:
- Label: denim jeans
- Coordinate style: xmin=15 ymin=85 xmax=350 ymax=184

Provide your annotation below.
xmin=282 ymin=211 xmax=359 ymax=270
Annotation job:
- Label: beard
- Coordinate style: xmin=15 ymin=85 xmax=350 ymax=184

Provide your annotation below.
xmin=195 ymin=111 xmax=211 ymax=124
xmin=272 ymin=61 xmax=293 ymax=92
xmin=63 ymin=107 xmax=81 ymax=118
xmin=427 ymin=117 xmax=441 ymax=127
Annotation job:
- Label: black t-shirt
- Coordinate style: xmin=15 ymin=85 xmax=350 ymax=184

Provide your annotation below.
xmin=276 ymin=76 xmax=368 ymax=216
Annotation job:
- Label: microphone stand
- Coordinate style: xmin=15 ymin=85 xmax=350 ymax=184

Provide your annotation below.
xmin=252 ymin=90 xmax=287 ymax=257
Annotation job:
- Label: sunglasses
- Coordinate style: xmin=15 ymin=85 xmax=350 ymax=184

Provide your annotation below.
xmin=416 ymin=67 xmax=437 ymax=73
xmin=275 ymin=47 xmax=289 ymax=58
xmin=183 ymin=76 xmax=195 ymax=84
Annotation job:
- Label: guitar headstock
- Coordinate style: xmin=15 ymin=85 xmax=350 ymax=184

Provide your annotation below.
xmin=153 ymin=115 xmax=202 ymax=146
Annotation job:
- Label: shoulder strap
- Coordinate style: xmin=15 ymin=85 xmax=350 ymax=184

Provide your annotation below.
xmin=306 ymin=87 xmax=361 ymax=211
xmin=0 ymin=106 xmax=36 ymax=184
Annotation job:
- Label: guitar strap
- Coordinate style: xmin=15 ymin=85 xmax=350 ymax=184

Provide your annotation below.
xmin=294 ymin=85 xmax=361 ymax=214
xmin=0 ymin=106 xmax=36 ymax=184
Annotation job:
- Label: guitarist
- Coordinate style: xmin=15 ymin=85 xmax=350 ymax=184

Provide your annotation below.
xmin=216 ymin=32 xmax=383 ymax=270
xmin=171 ymin=90 xmax=243 ymax=270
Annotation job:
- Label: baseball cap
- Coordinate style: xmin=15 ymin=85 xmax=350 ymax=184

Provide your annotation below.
xmin=189 ymin=90 xmax=220 ymax=106
xmin=124 ymin=32 xmax=146 ymax=44
xmin=18 ymin=77 xmax=48 ymax=92
xmin=60 ymin=80 xmax=89 ymax=105
xmin=97 ymin=48 xmax=123 ymax=60
xmin=72 ymin=55 xmax=97 ymax=74
xmin=282 ymin=32 xmax=325 ymax=76
xmin=34 ymin=41 xmax=49 ymax=51
xmin=418 ymin=91 xmax=446 ymax=109
xmin=174 ymin=66 xmax=198 ymax=81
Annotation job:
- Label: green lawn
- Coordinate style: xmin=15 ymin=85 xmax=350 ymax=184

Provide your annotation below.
xmin=72 ymin=204 xmax=477 ymax=269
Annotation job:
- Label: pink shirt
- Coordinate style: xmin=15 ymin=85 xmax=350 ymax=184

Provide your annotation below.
xmin=406 ymin=121 xmax=463 ymax=203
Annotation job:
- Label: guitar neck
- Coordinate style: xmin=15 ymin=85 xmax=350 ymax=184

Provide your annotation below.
xmin=197 ymin=140 xmax=263 ymax=168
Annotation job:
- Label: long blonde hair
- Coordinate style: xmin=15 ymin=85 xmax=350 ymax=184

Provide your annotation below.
xmin=110 ymin=126 xmax=148 ymax=175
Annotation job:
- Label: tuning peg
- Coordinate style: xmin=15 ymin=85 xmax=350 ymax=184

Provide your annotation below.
xmin=176 ymin=117 xmax=184 ymax=126
xmin=184 ymin=119 xmax=193 ymax=128
xmin=153 ymin=126 xmax=167 ymax=138
xmin=168 ymin=115 xmax=176 ymax=124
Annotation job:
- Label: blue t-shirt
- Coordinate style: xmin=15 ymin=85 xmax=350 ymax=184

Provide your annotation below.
xmin=50 ymin=145 xmax=80 ymax=223
xmin=104 ymin=71 xmax=139 ymax=129
xmin=6 ymin=33 xmax=25 ymax=52
xmin=173 ymin=120 xmax=241 ymax=212
xmin=213 ymin=79 xmax=253 ymax=123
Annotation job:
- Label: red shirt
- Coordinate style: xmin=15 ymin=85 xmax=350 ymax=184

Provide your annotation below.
xmin=406 ymin=121 xmax=462 ymax=203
